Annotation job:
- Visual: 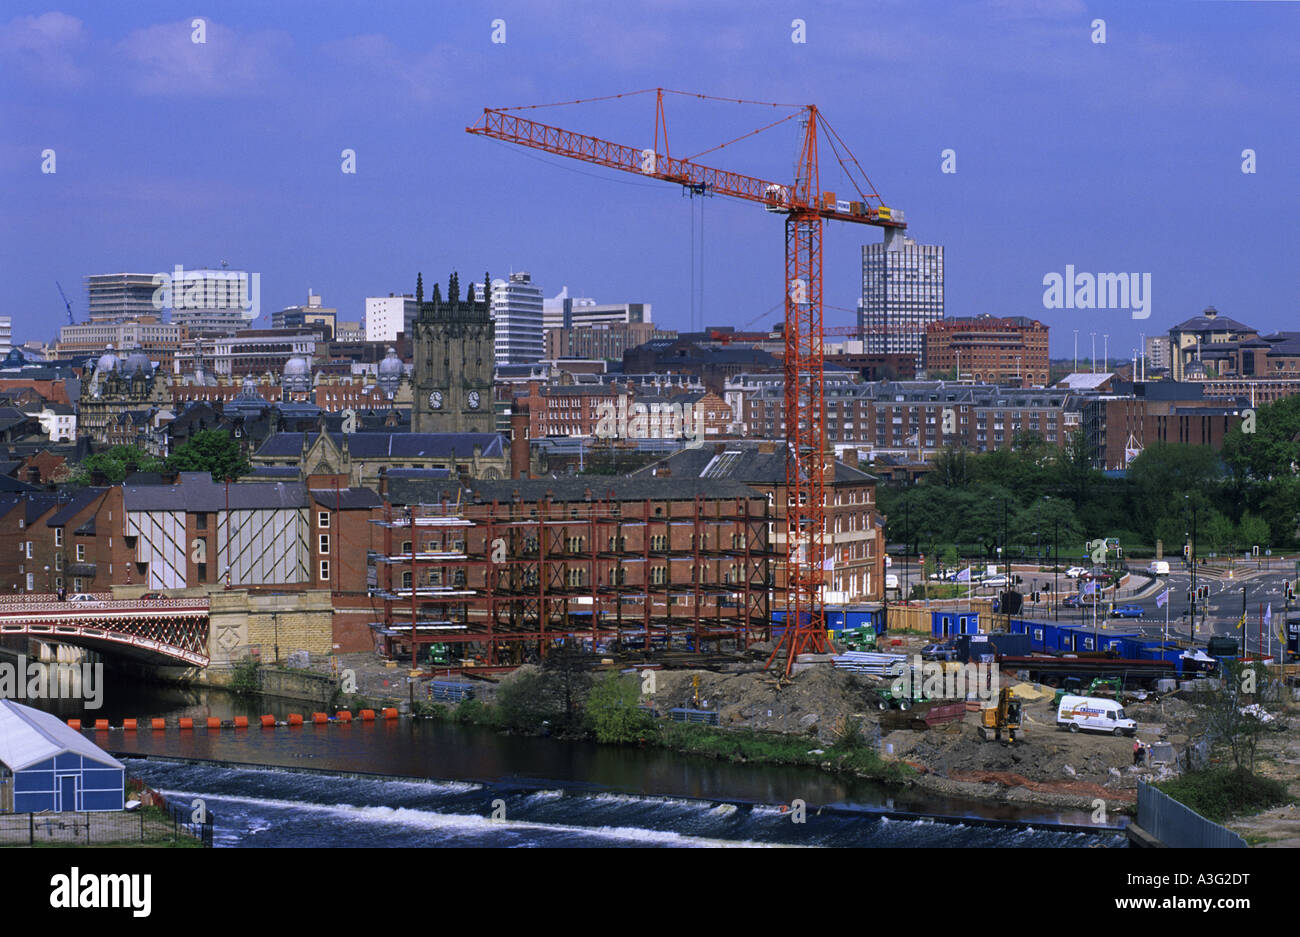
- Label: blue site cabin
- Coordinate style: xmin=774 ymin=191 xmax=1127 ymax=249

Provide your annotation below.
xmin=930 ymin=610 xmax=980 ymax=637
xmin=0 ymin=700 xmax=124 ymax=813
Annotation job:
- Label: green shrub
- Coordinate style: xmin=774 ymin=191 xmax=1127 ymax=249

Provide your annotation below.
xmin=455 ymin=698 xmax=494 ymax=726
xmin=585 ymin=674 xmax=655 ymax=743
xmin=1156 ymin=767 xmax=1289 ymax=823
xmin=229 ymin=657 xmax=261 ymax=695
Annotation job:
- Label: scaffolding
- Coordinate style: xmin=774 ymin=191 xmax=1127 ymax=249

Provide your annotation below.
xmin=370 ymin=491 xmax=775 ymax=671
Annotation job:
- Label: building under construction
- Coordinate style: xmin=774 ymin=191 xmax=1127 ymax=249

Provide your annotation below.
xmin=370 ymin=476 xmax=776 ymax=670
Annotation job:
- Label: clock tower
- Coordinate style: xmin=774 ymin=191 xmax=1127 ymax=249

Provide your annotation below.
xmin=411 ymin=271 xmax=495 ymax=434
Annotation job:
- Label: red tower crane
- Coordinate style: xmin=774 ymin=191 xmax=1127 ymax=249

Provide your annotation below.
xmin=467 ymin=88 xmax=906 ymax=675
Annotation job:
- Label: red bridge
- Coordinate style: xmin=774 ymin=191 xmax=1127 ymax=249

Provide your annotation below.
xmin=0 ymin=594 xmax=210 ymax=667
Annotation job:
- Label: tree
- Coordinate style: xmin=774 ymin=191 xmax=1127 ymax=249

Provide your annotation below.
xmin=1051 ymin=428 xmax=1100 ymax=507
xmin=1237 ymin=512 xmax=1270 ymax=552
xmin=167 ymin=429 xmax=249 ymax=481
xmin=585 ymin=673 xmax=655 ymax=743
xmin=1126 ymin=444 xmax=1223 ymax=541
xmin=540 ymin=643 xmax=593 ymax=734
xmin=1222 ymin=395 xmax=1300 ymax=482
xmin=70 ymin=445 xmax=164 ymax=484
xmin=1202 ymin=508 xmax=1235 ymax=554
xmin=927 ymin=446 xmax=970 ymax=488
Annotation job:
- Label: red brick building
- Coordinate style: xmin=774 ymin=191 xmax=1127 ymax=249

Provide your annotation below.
xmin=924 ymin=315 xmax=1050 ymax=386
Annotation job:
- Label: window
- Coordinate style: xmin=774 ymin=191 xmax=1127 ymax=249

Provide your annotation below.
xmin=319 ymin=560 xmax=330 ymax=581
xmin=26 ymin=573 xmax=34 ymax=591
xmin=24 ymin=542 xmax=31 ymax=559
xmin=54 ymin=577 xmax=63 ymax=590
xmin=196 ymin=514 xmax=207 ymax=530
xmin=72 ymin=578 xmax=82 ymax=591
xmin=54 ymin=528 xmax=63 ymax=547
xmin=54 ymin=554 xmax=62 ymax=571
xmin=318 ymin=511 xmax=330 ymax=528
xmin=319 ymin=534 xmax=330 ymax=554
xmin=76 ymin=544 xmax=85 ymax=561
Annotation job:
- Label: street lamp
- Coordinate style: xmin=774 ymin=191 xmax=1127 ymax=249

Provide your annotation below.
xmin=1044 ymin=495 xmax=1060 ymax=622
xmin=1185 ymin=495 xmax=1199 ymax=642
xmin=43 ymin=565 xmax=50 ymax=594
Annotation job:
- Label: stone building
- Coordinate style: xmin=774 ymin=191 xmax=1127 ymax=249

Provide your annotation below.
xmin=411 ymin=272 xmax=496 ymax=434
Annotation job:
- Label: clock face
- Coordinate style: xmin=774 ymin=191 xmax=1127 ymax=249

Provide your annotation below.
xmin=467 ymin=390 xmax=481 ymax=410
xmin=428 ymin=390 xmax=443 ymax=409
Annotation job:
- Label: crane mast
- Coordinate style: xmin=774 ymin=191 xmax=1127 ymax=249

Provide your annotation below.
xmin=467 ymin=88 xmax=906 ymax=675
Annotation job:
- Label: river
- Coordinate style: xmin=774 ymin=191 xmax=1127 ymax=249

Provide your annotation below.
xmin=9 ymin=657 xmax=1125 ymax=847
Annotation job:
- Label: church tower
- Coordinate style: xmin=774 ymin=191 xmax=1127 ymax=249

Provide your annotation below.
xmin=411 ymin=271 xmax=495 ymax=433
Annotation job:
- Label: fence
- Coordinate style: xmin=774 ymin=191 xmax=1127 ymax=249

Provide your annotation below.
xmin=0 ymin=807 xmax=212 ymax=847
xmin=885 ymin=605 xmax=930 ymax=633
xmin=1136 ymin=780 xmax=1246 ymax=848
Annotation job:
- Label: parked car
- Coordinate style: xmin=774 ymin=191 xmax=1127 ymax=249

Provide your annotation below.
xmin=1062 ymin=594 xmax=1085 ymax=608
xmin=982 ymin=575 xmax=1008 ymax=588
xmin=885 ymin=573 xmax=899 ymax=590
xmin=66 ymin=593 xmax=104 ymax=606
xmin=1065 ymin=566 xmax=1089 ymax=579
xmin=1110 ymin=604 xmax=1145 ymax=618
xmin=1147 ymin=561 xmax=1170 ymax=576
xmin=139 ymin=592 xmax=167 ymax=600
xmin=921 ymin=642 xmax=958 ymax=662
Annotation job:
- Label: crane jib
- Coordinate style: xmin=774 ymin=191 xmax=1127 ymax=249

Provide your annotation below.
xmin=469 ymin=110 xmax=900 ymax=227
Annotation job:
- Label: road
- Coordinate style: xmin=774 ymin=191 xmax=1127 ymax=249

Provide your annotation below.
xmin=887 ymin=555 xmax=1298 ymax=658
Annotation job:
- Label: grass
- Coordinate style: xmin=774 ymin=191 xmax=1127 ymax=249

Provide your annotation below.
xmin=654 ymin=722 xmax=914 ymax=782
xmin=1156 ymin=767 xmax=1290 ymax=823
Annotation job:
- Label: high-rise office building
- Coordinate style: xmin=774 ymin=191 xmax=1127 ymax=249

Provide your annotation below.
xmin=543 ymin=286 xmax=651 ymax=330
xmin=859 ymin=233 xmax=944 ymax=362
xmin=0 ymin=317 xmax=10 ymax=356
xmin=85 ymin=274 xmax=159 ymax=322
xmin=479 ymin=272 xmax=544 ymax=365
xmin=365 ymin=294 xmax=419 ymax=343
xmin=167 ymin=267 xmax=259 ymax=335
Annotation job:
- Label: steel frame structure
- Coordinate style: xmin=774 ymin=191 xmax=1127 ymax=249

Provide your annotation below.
xmin=371 ymin=492 xmax=774 ymax=671
xmin=468 ymin=88 xmax=903 ymax=674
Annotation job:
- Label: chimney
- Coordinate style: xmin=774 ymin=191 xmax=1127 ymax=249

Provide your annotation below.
xmin=758 ymin=441 xmax=776 ymax=454
xmin=510 ymin=400 xmax=531 ymax=480
xmin=842 ymin=448 xmax=859 ymax=469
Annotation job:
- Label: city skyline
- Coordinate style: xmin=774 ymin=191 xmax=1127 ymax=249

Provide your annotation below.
xmin=3 ymin=1 xmax=1297 ymax=359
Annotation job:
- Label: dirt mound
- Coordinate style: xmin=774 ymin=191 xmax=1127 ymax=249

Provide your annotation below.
xmin=644 ymin=664 xmax=874 ymax=735
xmin=949 ymin=769 xmax=1136 ymax=802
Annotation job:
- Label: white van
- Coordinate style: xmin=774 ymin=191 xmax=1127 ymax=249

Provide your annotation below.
xmin=1056 ymin=695 xmax=1137 ymax=737
xmin=1148 ymin=560 xmax=1170 ymax=576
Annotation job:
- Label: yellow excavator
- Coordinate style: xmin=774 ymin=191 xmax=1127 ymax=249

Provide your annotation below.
xmin=978 ymin=687 xmax=1022 ymax=742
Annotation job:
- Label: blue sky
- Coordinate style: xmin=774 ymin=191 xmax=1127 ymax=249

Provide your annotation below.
xmin=2 ymin=0 xmax=1296 ymax=361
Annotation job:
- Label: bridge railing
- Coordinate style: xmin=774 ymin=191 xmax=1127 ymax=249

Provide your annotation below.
xmin=0 ymin=597 xmax=209 ymax=614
